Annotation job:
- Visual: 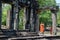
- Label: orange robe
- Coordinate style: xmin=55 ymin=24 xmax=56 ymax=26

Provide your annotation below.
xmin=40 ymin=24 xmax=44 ymax=33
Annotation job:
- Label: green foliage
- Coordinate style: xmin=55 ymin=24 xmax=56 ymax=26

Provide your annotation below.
xmin=19 ymin=9 xmax=24 ymax=29
xmin=39 ymin=10 xmax=52 ymax=27
xmin=2 ymin=4 xmax=11 ymax=25
xmin=38 ymin=0 xmax=56 ymax=27
xmin=57 ymin=9 xmax=60 ymax=24
xmin=38 ymin=0 xmax=56 ymax=7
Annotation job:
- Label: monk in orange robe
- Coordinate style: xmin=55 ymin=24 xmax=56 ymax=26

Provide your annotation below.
xmin=40 ymin=22 xmax=44 ymax=34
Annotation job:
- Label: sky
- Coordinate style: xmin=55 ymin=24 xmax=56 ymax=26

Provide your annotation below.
xmin=55 ymin=0 xmax=60 ymax=3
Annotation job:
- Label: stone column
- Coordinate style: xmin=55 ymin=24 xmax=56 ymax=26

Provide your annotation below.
xmin=0 ymin=1 xmax=2 ymax=29
xmin=13 ymin=0 xmax=19 ymax=30
xmin=10 ymin=0 xmax=19 ymax=30
xmin=50 ymin=6 xmax=59 ymax=35
xmin=23 ymin=7 xmax=26 ymax=30
xmin=6 ymin=9 xmax=11 ymax=29
xmin=25 ymin=6 xmax=31 ymax=31
xmin=30 ymin=8 xmax=34 ymax=32
xmin=10 ymin=4 xmax=14 ymax=30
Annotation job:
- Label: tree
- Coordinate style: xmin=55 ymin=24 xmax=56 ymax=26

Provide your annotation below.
xmin=38 ymin=0 xmax=56 ymax=7
xmin=38 ymin=0 xmax=56 ymax=27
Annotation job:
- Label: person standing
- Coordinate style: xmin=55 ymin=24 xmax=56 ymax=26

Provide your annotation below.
xmin=40 ymin=22 xmax=44 ymax=34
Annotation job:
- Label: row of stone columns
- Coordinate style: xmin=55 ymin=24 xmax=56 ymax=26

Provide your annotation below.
xmin=25 ymin=0 xmax=39 ymax=32
xmin=0 ymin=0 xmax=20 ymax=30
xmin=0 ymin=1 xmax=2 ymax=29
xmin=0 ymin=0 xmax=59 ymax=35
xmin=0 ymin=0 xmax=39 ymax=32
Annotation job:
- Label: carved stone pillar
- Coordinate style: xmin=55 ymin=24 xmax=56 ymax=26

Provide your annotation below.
xmin=50 ymin=6 xmax=59 ymax=35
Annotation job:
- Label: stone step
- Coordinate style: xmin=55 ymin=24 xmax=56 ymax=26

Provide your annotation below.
xmin=0 ymin=29 xmax=38 ymax=37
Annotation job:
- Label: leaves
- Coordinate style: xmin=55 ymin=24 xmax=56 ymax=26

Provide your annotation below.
xmin=2 ymin=4 xmax=11 ymax=25
xmin=37 ymin=0 xmax=56 ymax=27
xmin=38 ymin=0 xmax=56 ymax=7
